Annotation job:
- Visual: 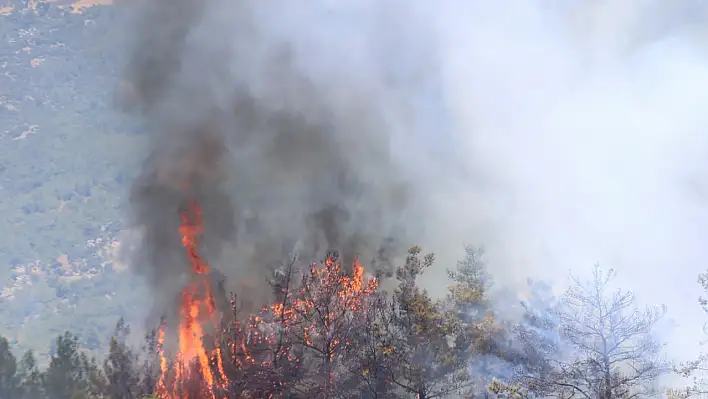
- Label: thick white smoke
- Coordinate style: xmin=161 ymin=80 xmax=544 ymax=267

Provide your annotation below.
xmin=429 ymin=0 xmax=708 ymax=376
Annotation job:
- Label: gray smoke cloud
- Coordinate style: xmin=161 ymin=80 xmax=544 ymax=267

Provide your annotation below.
xmin=119 ymin=0 xmax=708 ymax=390
xmin=120 ymin=0 xmax=441 ymax=317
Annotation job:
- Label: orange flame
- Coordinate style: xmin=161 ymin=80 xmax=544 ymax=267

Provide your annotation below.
xmin=156 ymin=320 xmax=168 ymax=395
xmin=155 ymin=200 xmax=379 ymax=398
xmin=156 ymin=200 xmax=226 ymax=399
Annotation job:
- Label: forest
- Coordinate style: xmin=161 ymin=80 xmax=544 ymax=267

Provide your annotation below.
xmin=0 ymin=246 xmax=707 ymax=399
xmin=3 ymin=1 xmax=708 ymax=399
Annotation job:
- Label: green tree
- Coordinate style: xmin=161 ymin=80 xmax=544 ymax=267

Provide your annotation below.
xmin=17 ymin=350 xmax=43 ymax=399
xmin=383 ymin=246 xmax=471 ymax=398
xmin=445 ymin=246 xmax=509 ymax=397
xmin=0 ymin=336 xmax=21 ymax=398
xmin=347 ymin=293 xmax=398 ymax=399
xmin=103 ymin=318 xmax=140 ymax=399
xmin=43 ymin=331 xmax=104 ymax=399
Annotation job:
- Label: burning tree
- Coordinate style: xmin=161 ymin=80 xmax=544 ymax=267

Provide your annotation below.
xmin=150 ymin=196 xmax=382 ymax=399
xmin=279 ymin=254 xmax=379 ymax=398
xmin=211 ymin=258 xmax=304 ymax=398
xmin=129 ymin=177 xmax=493 ymax=399
xmin=2 ymin=235 xmax=575 ymax=399
xmin=188 ymin=254 xmax=380 ymax=399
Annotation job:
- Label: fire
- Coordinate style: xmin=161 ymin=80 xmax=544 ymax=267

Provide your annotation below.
xmin=156 ymin=200 xmax=227 ymax=399
xmin=157 ymin=320 xmax=168 ymax=394
xmin=155 ymin=199 xmax=378 ymax=398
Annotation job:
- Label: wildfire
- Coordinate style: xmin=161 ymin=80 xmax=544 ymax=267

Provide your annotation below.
xmin=155 ymin=200 xmax=378 ymax=398
xmin=156 ymin=200 xmax=227 ymax=399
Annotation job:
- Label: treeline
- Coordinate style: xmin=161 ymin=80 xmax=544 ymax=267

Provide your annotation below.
xmin=0 ymin=245 xmax=703 ymax=399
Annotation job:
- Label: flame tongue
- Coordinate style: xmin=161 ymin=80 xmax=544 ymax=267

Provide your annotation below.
xmin=157 ymin=200 xmax=226 ymax=399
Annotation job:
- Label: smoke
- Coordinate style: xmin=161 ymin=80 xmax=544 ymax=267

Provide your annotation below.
xmin=121 ymin=0 xmax=708 ymax=383
xmin=121 ymin=0 xmax=438 ymax=317
xmin=430 ymin=0 xmax=708 ymax=379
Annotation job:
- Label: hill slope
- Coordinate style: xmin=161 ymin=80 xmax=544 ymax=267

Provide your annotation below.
xmin=0 ymin=0 xmax=146 ymax=359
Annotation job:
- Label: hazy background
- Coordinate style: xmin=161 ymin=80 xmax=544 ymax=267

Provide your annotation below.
xmin=426 ymin=0 xmax=708 ymax=368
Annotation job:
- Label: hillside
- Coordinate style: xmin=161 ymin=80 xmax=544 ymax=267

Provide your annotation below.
xmin=0 ymin=0 xmax=146 ymax=359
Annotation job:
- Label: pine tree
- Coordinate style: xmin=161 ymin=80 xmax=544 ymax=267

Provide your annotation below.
xmin=347 ymin=292 xmax=398 ymax=399
xmin=17 ymin=350 xmax=42 ymax=399
xmin=383 ymin=246 xmax=470 ymax=399
xmin=104 ymin=318 xmax=140 ymax=399
xmin=217 ymin=259 xmax=304 ymax=398
xmin=0 ymin=336 xmax=20 ymax=399
xmin=286 ymin=253 xmax=378 ymax=398
xmin=135 ymin=329 xmax=160 ymax=398
xmin=445 ymin=245 xmax=528 ymax=398
xmin=43 ymin=331 xmax=99 ymax=399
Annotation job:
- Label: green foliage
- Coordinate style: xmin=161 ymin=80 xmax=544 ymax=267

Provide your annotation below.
xmin=445 ymin=246 xmax=516 ymax=396
xmin=0 ymin=331 xmax=102 ymax=399
xmin=0 ymin=0 xmax=147 ymax=358
xmin=0 ymin=2 xmax=133 ymax=266
xmin=104 ymin=318 xmax=141 ymax=399
xmin=381 ymin=246 xmax=472 ymax=398
xmin=446 ymin=246 xmax=491 ymax=313
xmin=0 ymin=250 xmax=679 ymax=399
xmin=17 ymin=350 xmax=43 ymax=399
xmin=487 ymin=378 xmax=526 ymax=399
xmin=0 ymin=336 xmax=21 ymax=398
xmin=43 ymin=332 xmax=101 ymax=398
xmin=0 ymin=1 xmax=682 ymax=399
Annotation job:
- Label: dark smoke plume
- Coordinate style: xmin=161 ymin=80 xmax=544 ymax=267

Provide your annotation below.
xmin=121 ymin=0 xmax=425 ymax=315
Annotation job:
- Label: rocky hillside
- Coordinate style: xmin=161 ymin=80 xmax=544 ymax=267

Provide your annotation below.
xmin=0 ymin=0 xmax=147 ymax=359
